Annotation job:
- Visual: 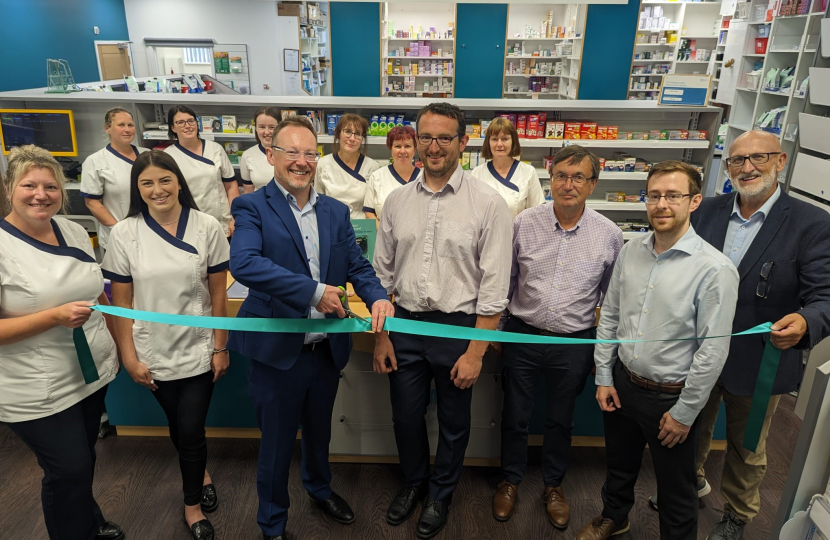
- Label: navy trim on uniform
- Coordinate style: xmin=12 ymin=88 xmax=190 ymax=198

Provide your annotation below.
xmin=0 ymin=219 xmax=96 ymax=263
xmin=333 ymin=153 xmax=367 ymax=183
xmin=102 ymin=269 xmax=133 ymax=283
xmin=105 ymin=143 xmax=139 ymax=165
xmin=388 ymin=164 xmax=418 ymax=186
xmin=175 ymin=140 xmax=215 ymax=167
xmin=142 ymin=207 xmax=198 ymax=255
xmin=207 ymin=260 xmax=230 ymax=273
xmin=362 ymin=206 xmax=376 ymax=214
xmin=79 ymin=192 xmax=104 ymax=199
xmin=242 ymin=180 xmax=254 ymax=185
xmin=487 ymin=160 xmax=520 ymax=192
xmin=222 ymin=177 xmax=236 ymax=183
xmin=258 ymin=143 xmax=267 ymax=155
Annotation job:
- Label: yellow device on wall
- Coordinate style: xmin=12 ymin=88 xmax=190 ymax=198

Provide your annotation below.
xmin=0 ymin=109 xmax=78 ymax=156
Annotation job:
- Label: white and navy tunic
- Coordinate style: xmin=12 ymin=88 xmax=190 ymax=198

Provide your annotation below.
xmin=80 ymin=144 xmax=149 ymax=249
xmin=240 ymin=143 xmax=273 ymax=191
xmin=364 ymin=164 xmax=420 ymax=220
xmin=165 ymin=140 xmax=236 ymax=235
xmin=471 ymin=160 xmax=546 ymax=219
xmin=0 ymin=217 xmax=118 ymax=423
xmin=314 ymin=153 xmax=380 ymax=219
xmin=102 ymin=207 xmax=230 ymax=381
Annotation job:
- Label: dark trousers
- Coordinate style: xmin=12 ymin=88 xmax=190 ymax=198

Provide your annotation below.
xmin=500 ymin=316 xmax=595 ymax=487
xmin=388 ymin=306 xmax=477 ymax=502
xmin=601 ymin=361 xmax=699 ymax=540
xmin=8 ymin=386 xmax=108 ymax=540
xmin=248 ymin=342 xmax=340 ymax=536
xmin=152 ymin=371 xmax=215 ymax=506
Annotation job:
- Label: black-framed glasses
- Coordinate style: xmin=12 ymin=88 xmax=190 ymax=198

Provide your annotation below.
xmin=644 ymin=193 xmax=692 ymax=205
xmin=756 ymin=261 xmax=773 ymax=298
xmin=341 ymin=129 xmax=364 ymax=140
xmin=174 ymin=118 xmax=198 ymax=127
xmin=417 ymin=134 xmax=460 ymax=146
xmin=552 ymin=172 xmax=594 ymax=185
xmin=270 ymin=146 xmax=320 ymax=162
xmin=724 ymin=152 xmax=781 ymax=169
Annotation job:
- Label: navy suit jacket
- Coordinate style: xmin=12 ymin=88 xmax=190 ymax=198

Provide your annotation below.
xmin=227 ymin=180 xmax=388 ymax=370
xmin=691 ymin=191 xmax=830 ymax=395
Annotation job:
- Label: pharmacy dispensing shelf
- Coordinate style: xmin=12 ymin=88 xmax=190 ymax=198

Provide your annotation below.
xmin=586 ymin=201 xmax=648 ymax=211
xmin=387 ymin=74 xmax=454 ymax=78
xmin=384 ymin=37 xmax=454 ymax=42
xmin=384 ymin=56 xmax=454 ymax=60
xmin=505 ymin=73 xmax=568 ymax=78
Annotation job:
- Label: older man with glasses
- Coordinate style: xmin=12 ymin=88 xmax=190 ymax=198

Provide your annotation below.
xmin=647 ymin=129 xmax=830 ymax=540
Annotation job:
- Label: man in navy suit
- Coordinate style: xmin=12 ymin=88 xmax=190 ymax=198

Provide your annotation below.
xmin=228 ymin=116 xmax=393 ymax=540
xmin=649 ymin=130 xmax=830 ymax=540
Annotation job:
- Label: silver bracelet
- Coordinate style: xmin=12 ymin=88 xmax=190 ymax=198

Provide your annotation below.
xmin=212 ymin=347 xmax=228 ymax=354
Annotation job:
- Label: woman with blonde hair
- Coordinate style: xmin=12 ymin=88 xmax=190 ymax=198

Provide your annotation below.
xmin=240 ymin=106 xmax=281 ymax=193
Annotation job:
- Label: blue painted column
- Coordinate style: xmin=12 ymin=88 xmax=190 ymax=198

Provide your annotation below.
xmin=330 ymin=2 xmax=381 ymax=96
xmin=454 ymin=4 xmax=508 ymax=98
xmin=578 ymin=0 xmax=641 ymax=100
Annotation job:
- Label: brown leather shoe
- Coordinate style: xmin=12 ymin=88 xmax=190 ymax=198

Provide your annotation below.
xmin=542 ymin=486 xmax=570 ymax=529
xmin=575 ymin=516 xmax=631 ymax=540
xmin=492 ymin=480 xmax=518 ymax=521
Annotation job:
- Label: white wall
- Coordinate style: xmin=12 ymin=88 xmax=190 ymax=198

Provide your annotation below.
xmin=123 ymin=0 xmax=283 ymax=95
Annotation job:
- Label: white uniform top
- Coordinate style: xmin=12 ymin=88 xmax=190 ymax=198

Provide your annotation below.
xmin=80 ymin=144 xmax=149 ymax=249
xmin=0 ymin=217 xmax=118 ymax=423
xmin=363 ymin=164 xmax=420 ymax=220
xmin=471 ymin=160 xmax=545 ymax=219
xmin=240 ymin=143 xmax=273 ymax=191
xmin=102 ymin=207 xmax=230 ymax=381
xmin=165 ymin=140 xmax=235 ymax=236
xmin=314 ymin=152 xmax=381 ymax=219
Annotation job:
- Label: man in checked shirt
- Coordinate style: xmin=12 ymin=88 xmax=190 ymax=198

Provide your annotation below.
xmin=491 ymin=145 xmax=623 ymax=529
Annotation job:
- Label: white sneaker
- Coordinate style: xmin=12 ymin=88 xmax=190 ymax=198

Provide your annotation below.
xmin=647 ymin=478 xmax=710 ymax=511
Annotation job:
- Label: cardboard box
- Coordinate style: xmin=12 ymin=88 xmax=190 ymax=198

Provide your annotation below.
xmin=517 ymin=114 xmax=527 ymax=138
xmin=527 ymin=115 xmax=539 ymax=139
xmin=278 ymin=3 xmax=304 ymax=17
xmin=597 ymin=126 xmax=609 ymax=140
xmin=608 ymin=126 xmax=619 ymax=140
xmin=461 ymin=152 xmax=471 ymax=170
xmin=200 ymin=116 xmax=216 ymax=133
xmin=580 ymin=122 xmax=598 ymax=139
xmin=564 ymin=122 xmax=582 ymax=139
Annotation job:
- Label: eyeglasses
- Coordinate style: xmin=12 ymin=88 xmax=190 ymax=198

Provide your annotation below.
xmin=174 ymin=118 xmax=198 ymax=127
xmin=552 ymin=172 xmax=594 ymax=185
xmin=417 ymin=134 xmax=460 ymax=147
xmin=270 ymin=146 xmax=320 ymax=162
xmin=341 ymin=129 xmax=364 ymax=140
xmin=756 ymin=261 xmax=773 ymax=298
xmin=724 ymin=152 xmax=781 ymax=169
xmin=643 ymin=193 xmax=692 ymax=205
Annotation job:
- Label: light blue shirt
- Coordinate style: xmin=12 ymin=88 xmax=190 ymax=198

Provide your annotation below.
xmin=274 ymin=180 xmax=327 ymax=344
xmin=723 ymin=186 xmax=781 ymax=267
xmin=594 ymin=225 xmax=740 ymax=425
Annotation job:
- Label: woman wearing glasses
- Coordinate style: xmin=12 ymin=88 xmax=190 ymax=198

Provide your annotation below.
xmin=164 ymin=105 xmax=239 ymax=237
xmin=240 ymin=106 xmax=281 ymax=193
xmin=364 ymin=125 xmax=419 ymax=223
xmin=314 ymin=113 xmax=380 ymax=218
xmin=471 ymin=117 xmax=545 ymax=218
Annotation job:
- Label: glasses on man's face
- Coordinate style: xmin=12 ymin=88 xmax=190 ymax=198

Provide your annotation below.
xmin=417 ymin=134 xmax=460 ymax=147
xmin=271 ymin=146 xmax=320 ymax=162
xmin=644 ymin=193 xmax=692 ymax=205
xmin=551 ymin=172 xmax=593 ymax=186
xmin=724 ymin=152 xmax=781 ymax=169
xmin=341 ymin=129 xmax=364 ymax=140
xmin=174 ymin=118 xmax=198 ymax=127
xmin=756 ymin=261 xmax=773 ymax=298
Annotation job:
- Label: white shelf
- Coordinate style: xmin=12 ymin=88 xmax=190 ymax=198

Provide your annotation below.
xmin=505 ymin=55 xmax=567 ymax=59
xmin=760 ymin=89 xmax=792 ymax=97
xmin=632 ymin=58 xmax=675 ymax=63
xmin=142 ymin=131 xmax=169 ymax=140
xmin=748 ymin=21 xmax=773 ymax=25
xmin=744 ymin=53 xmax=767 ymax=57
xmin=680 ymin=35 xmax=719 ymax=39
xmin=731 ymin=124 xmax=752 ymax=132
xmin=505 ymin=73 xmax=565 ymax=78
xmin=736 ymin=87 xmax=759 ymax=92
xmin=629 ymin=88 xmax=662 ymax=92
xmin=635 ymin=43 xmax=674 ymax=47
xmin=631 ymin=73 xmax=668 ymax=77
xmin=503 ymin=91 xmax=562 ymax=98
xmin=384 ymin=91 xmax=453 ymax=96
xmin=623 ymin=231 xmax=650 ymax=240
xmin=388 ymin=74 xmax=454 ymax=78
xmin=600 ymin=172 xmax=650 ymax=180
xmin=676 ymin=60 xmax=712 ymax=63
xmin=384 ymin=37 xmax=454 ymax=41
xmin=385 ymin=56 xmax=454 ymax=60
xmin=203 ymin=132 xmax=256 ymax=140
xmin=586 ymin=201 xmax=647 ymax=211
xmin=580 ymin=139 xmax=709 ymax=149
xmin=509 ymin=37 xmax=581 ymax=41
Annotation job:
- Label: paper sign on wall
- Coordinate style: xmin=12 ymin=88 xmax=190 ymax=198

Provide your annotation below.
xmin=658 ymin=74 xmax=712 ymax=107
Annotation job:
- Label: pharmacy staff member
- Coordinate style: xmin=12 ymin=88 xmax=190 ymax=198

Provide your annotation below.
xmin=471 ymin=117 xmax=545 ymax=218
xmin=364 ymin=125 xmax=419 ymax=222
xmin=81 ymin=107 xmax=148 ymax=249
xmin=164 ymin=104 xmax=239 ymax=237
xmin=314 ymin=113 xmax=380 ymax=218
xmin=241 ymin=106 xmax=281 ymax=193
xmin=103 ymin=150 xmax=229 ymax=540
xmin=0 ymin=145 xmax=124 ymax=540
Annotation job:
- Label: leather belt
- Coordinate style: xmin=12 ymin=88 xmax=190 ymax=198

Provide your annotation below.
xmin=621 ymin=363 xmax=685 ymax=395
xmin=301 ymin=339 xmax=329 ymax=353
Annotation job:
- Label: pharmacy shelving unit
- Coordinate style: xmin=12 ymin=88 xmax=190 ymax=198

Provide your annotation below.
xmin=380 ymin=2 xmax=456 ymax=97
xmin=502 ymin=4 xmax=587 ymax=99
xmin=277 ymin=1 xmax=332 ymax=96
xmin=709 ymin=11 xmax=735 ymax=102
xmin=629 ymin=0 xmax=723 ymax=101
xmin=715 ymin=0 xmax=826 ymax=189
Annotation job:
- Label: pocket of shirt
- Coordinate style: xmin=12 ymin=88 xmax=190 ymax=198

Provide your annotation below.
xmin=437 ymin=227 xmax=474 ymax=261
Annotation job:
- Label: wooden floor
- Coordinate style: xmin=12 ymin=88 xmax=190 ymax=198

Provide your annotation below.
xmin=0 ymin=396 xmax=799 ymax=540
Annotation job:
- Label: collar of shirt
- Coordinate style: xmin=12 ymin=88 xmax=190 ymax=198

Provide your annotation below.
xmin=550 ymin=203 xmax=588 ymax=232
xmin=415 ymin=164 xmax=463 ymax=194
xmin=642 ymin=223 xmax=700 ymax=258
xmin=274 ymin=180 xmax=319 ymax=214
xmin=731 ymin=185 xmax=781 ymax=223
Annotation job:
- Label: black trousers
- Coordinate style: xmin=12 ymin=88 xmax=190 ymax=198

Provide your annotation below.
xmin=152 ymin=371 xmax=215 ymax=506
xmin=8 ymin=386 xmax=108 ymax=540
xmin=388 ymin=306 xmax=477 ymax=502
xmin=500 ymin=316 xmax=595 ymax=487
xmin=601 ymin=361 xmax=699 ymax=540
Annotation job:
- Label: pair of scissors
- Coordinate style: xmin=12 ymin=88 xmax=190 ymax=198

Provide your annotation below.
xmin=337 ymin=286 xmax=370 ymax=324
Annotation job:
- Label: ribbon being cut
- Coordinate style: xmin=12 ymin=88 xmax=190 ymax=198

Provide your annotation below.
xmin=78 ymin=304 xmax=781 ymax=453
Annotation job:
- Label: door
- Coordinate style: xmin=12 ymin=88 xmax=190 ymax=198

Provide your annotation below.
xmin=717 ymin=21 xmax=749 ymax=106
xmin=97 ymin=43 xmax=132 ymax=80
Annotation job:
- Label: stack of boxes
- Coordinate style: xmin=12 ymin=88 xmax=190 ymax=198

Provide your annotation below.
xmin=639 ymin=5 xmax=676 ymax=31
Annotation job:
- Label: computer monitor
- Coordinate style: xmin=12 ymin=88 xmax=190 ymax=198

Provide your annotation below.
xmin=0 ymin=109 xmax=78 ymax=157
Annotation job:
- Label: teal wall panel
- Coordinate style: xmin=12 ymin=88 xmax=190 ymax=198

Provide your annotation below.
xmin=578 ymin=0 xmax=641 ymax=100
xmin=454 ymin=4 xmax=508 ymax=98
xmin=330 ymin=2 xmax=381 ymax=97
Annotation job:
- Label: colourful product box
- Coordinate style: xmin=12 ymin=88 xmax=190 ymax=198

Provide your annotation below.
xmin=607 ymin=126 xmax=619 ymax=140
xmin=545 ymin=121 xmax=565 ymax=139
xmin=472 ymin=124 xmax=481 ymax=138
xmin=597 ymin=126 xmax=609 ymax=140
xmin=527 ymin=115 xmax=539 ymax=139
xmin=517 ymin=114 xmax=528 ymax=138
xmin=564 ymin=122 xmax=582 ymax=139
xmin=580 ymin=122 xmax=598 ymax=140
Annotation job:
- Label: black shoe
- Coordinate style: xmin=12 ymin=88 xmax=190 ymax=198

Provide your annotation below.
xmin=416 ymin=498 xmax=449 ymax=539
xmin=387 ymin=484 xmax=428 ymax=526
xmin=96 ymin=521 xmax=125 ymax=540
xmin=262 ymin=535 xmax=287 ymax=540
xmin=201 ymin=484 xmax=219 ymax=513
xmin=309 ymin=491 xmax=355 ymax=524
xmin=184 ymin=516 xmax=214 ymax=540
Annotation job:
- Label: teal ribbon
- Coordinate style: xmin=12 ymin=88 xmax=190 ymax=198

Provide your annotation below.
xmin=89 ymin=304 xmax=777 ymax=450
xmin=72 ymin=327 xmax=101 ymax=384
